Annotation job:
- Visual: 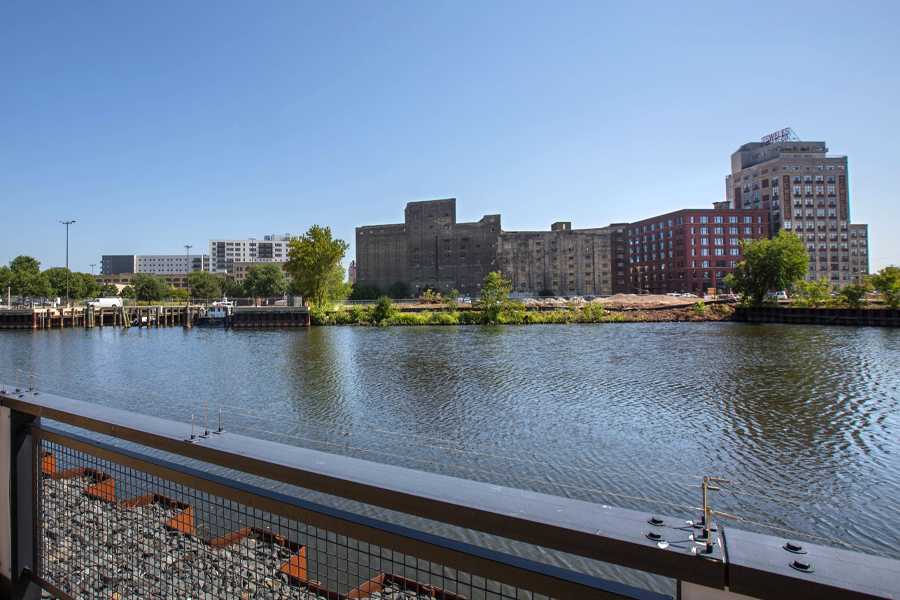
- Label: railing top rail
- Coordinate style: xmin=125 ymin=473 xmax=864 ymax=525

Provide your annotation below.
xmin=34 ymin=423 xmax=668 ymax=600
xmin=5 ymin=390 xmax=900 ymax=599
xmin=0 ymin=390 xmax=723 ymax=587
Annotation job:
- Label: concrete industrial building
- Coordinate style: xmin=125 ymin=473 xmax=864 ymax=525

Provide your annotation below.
xmin=499 ymin=222 xmax=629 ymax=297
xmin=356 ymin=199 xmax=500 ymax=296
xmin=355 ymin=198 xmax=628 ymax=297
xmin=100 ymin=254 xmax=210 ymax=275
xmin=725 ymin=128 xmax=868 ymax=286
xmin=628 ymin=208 xmax=770 ymax=295
xmin=209 ymin=234 xmax=292 ymax=275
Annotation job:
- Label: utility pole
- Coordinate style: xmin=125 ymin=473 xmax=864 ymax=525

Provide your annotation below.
xmin=60 ymin=220 xmax=75 ymax=307
xmin=90 ymin=263 xmax=96 ymax=275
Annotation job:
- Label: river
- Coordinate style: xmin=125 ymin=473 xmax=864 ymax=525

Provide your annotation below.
xmin=2 ymin=322 xmax=899 ymax=593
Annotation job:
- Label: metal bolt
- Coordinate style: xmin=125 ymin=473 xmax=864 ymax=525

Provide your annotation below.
xmin=783 ymin=542 xmax=806 ymax=554
xmin=790 ymin=560 xmax=814 ymax=573
xmin=646 ymin=531 xmax=666 ymax=542
xmin=647 ymin=516 xmax=666 ymax=527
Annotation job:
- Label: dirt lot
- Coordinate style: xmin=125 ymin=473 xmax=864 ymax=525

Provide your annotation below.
xmin=522 ymin=294 xmax=701 ymax=310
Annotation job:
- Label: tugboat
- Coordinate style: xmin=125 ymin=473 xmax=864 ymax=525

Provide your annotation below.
xmin=197 ymin=301 xmax=233 ymax=328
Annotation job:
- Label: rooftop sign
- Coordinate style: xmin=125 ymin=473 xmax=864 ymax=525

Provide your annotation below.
xmin=761 ymin=127 xmax=800 ymax=145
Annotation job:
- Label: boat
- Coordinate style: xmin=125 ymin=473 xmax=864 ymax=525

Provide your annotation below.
xmin=197 ymin=301 xmax=233 ymax=327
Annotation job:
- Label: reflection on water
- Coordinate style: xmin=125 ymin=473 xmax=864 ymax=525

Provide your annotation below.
xmin=2 ymin=323 xmax=899 ymax=590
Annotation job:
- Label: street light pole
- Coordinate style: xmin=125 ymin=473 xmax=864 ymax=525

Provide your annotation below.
xmin=184 ymin=245 xmax=192 ymax=300
xmin=90 ymin=263 xmax=96 ymax=275
xmin=60 ymin=220 xmax=75 ymax=307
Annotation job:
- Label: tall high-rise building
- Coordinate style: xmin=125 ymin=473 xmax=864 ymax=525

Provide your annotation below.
xmin=725 ymin=128 xmax=868 ymax=286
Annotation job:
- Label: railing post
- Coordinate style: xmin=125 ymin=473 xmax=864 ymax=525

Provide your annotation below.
xmin=0 ymin=405 xmax=41 ymax=599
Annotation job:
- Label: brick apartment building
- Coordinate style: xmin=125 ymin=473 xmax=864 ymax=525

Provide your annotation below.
xmin=725 ymin=129 xmax=868 ymax=287
xmin=628 ymin=207 xmax=770 ymax=295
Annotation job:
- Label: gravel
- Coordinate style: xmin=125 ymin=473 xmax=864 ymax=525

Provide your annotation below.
xmin=40 ymin=477 xmax=339 ymax=600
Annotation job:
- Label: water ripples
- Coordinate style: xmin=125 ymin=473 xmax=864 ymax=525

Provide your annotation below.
xmin=1 ymin=323 xmax=899 ymax=565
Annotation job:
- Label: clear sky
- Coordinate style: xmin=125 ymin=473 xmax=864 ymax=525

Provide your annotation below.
xmin=2 ymin=1 xmax=899 ymax=274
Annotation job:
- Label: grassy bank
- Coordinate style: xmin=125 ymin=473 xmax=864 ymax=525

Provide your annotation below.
xmin=312 ymin=301 xmax=735 ymax=326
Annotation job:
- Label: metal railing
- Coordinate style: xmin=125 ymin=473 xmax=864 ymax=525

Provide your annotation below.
xmin=1 ymin=390 xmax=898 ymax=600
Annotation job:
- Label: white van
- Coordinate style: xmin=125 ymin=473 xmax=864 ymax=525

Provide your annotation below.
xmin=86 ymin=297 xmax=121 ymax=309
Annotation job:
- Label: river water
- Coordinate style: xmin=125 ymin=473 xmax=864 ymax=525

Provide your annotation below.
xmin=2 ymin=323 xmax=899 ymax=593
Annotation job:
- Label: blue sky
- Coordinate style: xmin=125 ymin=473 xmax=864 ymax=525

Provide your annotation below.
xmin=2 ymin=1 xmax=899 ymax=274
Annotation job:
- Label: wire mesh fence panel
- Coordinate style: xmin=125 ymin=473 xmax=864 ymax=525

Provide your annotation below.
xmin=37 ymin=440 xmax=549 ymax=600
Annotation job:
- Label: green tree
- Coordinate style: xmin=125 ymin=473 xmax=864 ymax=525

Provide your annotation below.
xmin=9 ymin=256 xmax=51 ymax=298
xmin=479 ymin=270 xmax=512 ymax=323
xmin=188 ymin=271 xmax=221 ymax=299
xmin=244 ymin=263 xmax=289 ymax=298
xmin=42 ymin=268 xmax=98 ymax=300
xmin=284 ymin=225 xmax=349 ymax=307
xmin=131 ymin=273 xmax=170 ymax=302
xmin=870 ymin=266 xmax=900 ymax=309
xmin=171 ymin=287 xmax=190 ymax=300
xmin=444 ymin=288 xmax=459 ymax=313
xmin=324 ymin=264 xmax=352 ymax=306
xmin=119 ymin=285 xmax=135 ymax=298
xmin=538 ymin=288 xmax=555 ymax=297
xmin=723 ymin=231 xmax=808 ymax=306
xmin=0 ymin=265 xmax=11 ymax=305
xmin=77 ymin=272 xmax=101 ymax=300
xmin=370 ymin=296 xmax=396 ymax=324
xmin=43 ymin=267 xmax=70 ymax=298
xmin=98 ymin=283 xmax=119 ymax=297
xmin=349 ymin=282 xmax=381 ymax=300
xmin=838 ymin=282 xmax=871 ymax=309
xmin=218 ymin=276 xmax=244 ymax=299
xmin=795 ymin=278 xmax=831 ymax=308
xmin=388 ymin=282 xmax=409 ymax=299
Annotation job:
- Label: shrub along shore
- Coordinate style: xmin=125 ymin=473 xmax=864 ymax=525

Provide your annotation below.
xmin=311 ymin=298 xmax=735 ymax=326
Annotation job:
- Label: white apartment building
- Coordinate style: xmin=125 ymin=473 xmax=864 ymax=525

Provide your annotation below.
xmin=209 ymin=234 xmax=292 ymax=275
xmin=100 ymin=254 xmax=210 ymax=275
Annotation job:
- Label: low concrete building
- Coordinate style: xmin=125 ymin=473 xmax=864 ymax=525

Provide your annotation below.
xmin=93 ymin=272 xmax=192 ymax=290
xmin=232 ymin=262 xmax=290 ymax=287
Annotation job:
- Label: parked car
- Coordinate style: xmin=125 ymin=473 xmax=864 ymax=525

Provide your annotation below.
xmin=462 ymin=297 xmax=472 ymax=304
xmin=681 ymin=293 xmax=697 ymax=298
